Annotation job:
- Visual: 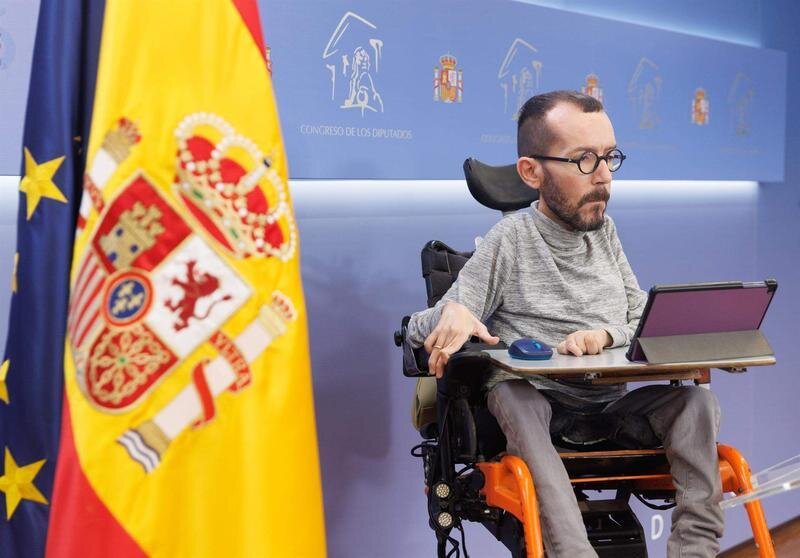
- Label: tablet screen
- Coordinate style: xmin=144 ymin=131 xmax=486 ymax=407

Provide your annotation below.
xmin=627 ymin=280 xmax=777 ymax=361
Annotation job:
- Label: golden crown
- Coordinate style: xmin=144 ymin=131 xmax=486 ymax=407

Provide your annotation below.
xmin=173 ymin=113 xmax=296 ymax=261
xmin=101 ymin=118 xmax=141 ymax=164
xmin=440 ymin=54 xmax=457 ymax=70
xmin=258 ymin=291 xmax=297 ymax=338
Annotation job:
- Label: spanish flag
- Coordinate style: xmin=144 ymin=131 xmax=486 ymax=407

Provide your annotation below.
xmin=42 ymin=1 xmax=326 ymax=556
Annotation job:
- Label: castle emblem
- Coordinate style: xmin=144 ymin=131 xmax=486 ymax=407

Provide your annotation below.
xmin=498 ymin=38 xmax=542 ymax=120
xmin=728 ymin=72 xmax=753 ymax=136
xmin=322 ymin=11 xmax=384 ymax=116
xmin=98 ymin=202 xmax=164 ymax=269
xmin=582 ymin=74 xmax=603 ymax=103
xmin=628 ymin=57 xmax=662 ymax=129
xmin=433 ymin=54 xmax=463 ymax=103
xmin=692 ymin=88 xmax=710 ymax=126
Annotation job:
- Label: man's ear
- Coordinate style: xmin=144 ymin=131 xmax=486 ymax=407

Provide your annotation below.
xmin=516 ymin=157 xmax=542 ymax=191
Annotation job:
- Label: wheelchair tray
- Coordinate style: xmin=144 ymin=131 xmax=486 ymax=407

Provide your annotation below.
xmin=483 ymin=346 xmax=775 ymax=383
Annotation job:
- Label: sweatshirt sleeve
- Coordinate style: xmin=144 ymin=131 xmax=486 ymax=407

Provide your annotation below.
xmin=405 ymin=220 xmax=517 ymax=348
xmin=603 ymin=218 xmax=648 ymax=348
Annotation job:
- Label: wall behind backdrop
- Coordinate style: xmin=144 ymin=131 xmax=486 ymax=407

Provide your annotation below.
xmin=0 ymin=1 xmax=798 ymax=557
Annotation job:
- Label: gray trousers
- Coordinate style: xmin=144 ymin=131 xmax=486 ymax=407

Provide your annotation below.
xmin=487 ymin=380 xmax=724 ymax=558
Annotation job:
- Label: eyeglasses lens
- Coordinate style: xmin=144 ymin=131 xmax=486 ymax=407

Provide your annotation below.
xmin=607 ymin=150 xmax=623 ymax=172
xmin=578 ymin=150 xmax=624 ymax=174
xmin=578 ymin=152 xmax=599 ymax=174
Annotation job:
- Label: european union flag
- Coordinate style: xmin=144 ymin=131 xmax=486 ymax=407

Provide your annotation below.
xmin=0 ymin=1 xmax=104 ymax=555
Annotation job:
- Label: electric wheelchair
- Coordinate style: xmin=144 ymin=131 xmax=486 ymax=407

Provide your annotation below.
xmin=394 ymin=159 xmax=775 ymax=558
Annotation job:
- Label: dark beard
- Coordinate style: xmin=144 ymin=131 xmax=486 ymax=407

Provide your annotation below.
xmin=539 ymin=169 xmax=609 ymax=232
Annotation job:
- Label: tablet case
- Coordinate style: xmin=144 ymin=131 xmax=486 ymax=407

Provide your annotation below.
xmin=627 ymin=280 xmax=777 ymax=363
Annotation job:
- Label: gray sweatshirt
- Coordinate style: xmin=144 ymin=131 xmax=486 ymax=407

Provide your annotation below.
xmin=407 ymin=202 xmax=648 ymax=405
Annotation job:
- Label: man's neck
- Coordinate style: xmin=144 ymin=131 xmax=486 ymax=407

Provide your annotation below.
xmin=536 ymin=200 xmax=575 ymax=232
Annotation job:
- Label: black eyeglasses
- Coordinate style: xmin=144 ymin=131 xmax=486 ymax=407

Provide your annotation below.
xmin=528 ymin=148 xmax=626 ymax=174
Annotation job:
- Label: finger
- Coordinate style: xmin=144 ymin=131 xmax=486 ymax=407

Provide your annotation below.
xmin=473 ymin=323 xmax=501 ymax=345
xmin=431 ymin=349 xmax=448 ymax=379
xmin=423 ymin=333 xmax=435 ymax=354
xmin=440 ymin=330 xmax=470 ymax=355
xmin=436 ymin=352 xmax=451 ymax=379
xmin=424 ymin=330 xmax=444 ymax=354
xmin=428 ymin=349 xmax=439 ymax=375
xmin=590 ymin=331 xmax=608 ymax=354
xmin=427 ymin=338 xmax=448 ymax=372
xmin=566 ymin=339 xmax=583 ymax=356
xmin=556 ymin=341 xmax=568 ymax=355
xmin=584 ymin=335 xmax=600 ymax=354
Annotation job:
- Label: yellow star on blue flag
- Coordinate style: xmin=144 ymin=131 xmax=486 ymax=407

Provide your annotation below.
xmin=0 ymin=360 xmax=8 ymax=405
xmin=19 ymin=148 xmax=67 ymax=220
xmin=0 ymin=448 xmax=48 ymax=520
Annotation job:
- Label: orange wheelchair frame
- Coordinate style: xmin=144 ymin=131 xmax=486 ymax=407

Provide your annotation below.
xmin=479 ymin=442 xmax=774 ymax=557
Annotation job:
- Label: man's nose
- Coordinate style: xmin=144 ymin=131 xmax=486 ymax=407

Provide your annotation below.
xmin=592 ymin=158 xmax=613 ymax=184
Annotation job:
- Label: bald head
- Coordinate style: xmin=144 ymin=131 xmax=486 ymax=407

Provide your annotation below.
xmin=517 ymin=90 xmax=604 ymax=157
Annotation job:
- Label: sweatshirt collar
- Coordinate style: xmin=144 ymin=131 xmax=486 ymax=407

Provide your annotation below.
xmin=530 ymin=201 xmax=587 ymax=252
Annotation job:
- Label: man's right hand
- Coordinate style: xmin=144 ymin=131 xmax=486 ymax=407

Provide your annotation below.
xmin=423 ymin=301 xmax=500 ymax=379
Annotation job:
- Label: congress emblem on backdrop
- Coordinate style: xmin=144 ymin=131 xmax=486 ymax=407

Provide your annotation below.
xmin=433 ymin=54 xmax=463 ymax=103
xmin=498 ymin=38 xmax=542 ymax=120
xmin=728 ymin=72 xmax=753 ymax=136
xmin=581 ymin=73 xmax=604 ymax=103
xmin=628 ymin=57 xmax=662 ymax=129
xmin=692 ymin=88 xmax=710 ymax=126
xmin=322 ymin=11 xmax=384 ymax=116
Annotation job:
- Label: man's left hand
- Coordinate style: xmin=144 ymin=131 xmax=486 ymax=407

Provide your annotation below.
xmin=557 ymin=329 xmax=612 ymax=356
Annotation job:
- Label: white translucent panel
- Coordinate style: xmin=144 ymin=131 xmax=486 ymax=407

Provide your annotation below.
xmin=720 ymin=454 xmax=800 ymax=509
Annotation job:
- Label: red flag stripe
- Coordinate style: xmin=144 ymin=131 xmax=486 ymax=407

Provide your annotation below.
xmin=232 ymin=0 xmax=266 ymax=59
xmin=69 ymin=266 xmax=102 ymax=337
xmin=71 ymin=255 xmax=96 ymax=298
xmin=69 ymin=256 xmax=102 ymax=325
xmin=46 ymin=397 xmax=147 ymax=558
xmin=74 ymin=307 xmax=100 ymax=349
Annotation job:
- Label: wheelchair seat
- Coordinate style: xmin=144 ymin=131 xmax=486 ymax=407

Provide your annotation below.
xmin=394 ymin=158 xmax=776 ymax=558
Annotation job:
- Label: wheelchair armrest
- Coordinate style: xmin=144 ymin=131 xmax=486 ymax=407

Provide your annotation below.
xmin=395 ymin=316 xmax=430 ymax=377
xmin=395 ymin=316 xmax=507 ymax=378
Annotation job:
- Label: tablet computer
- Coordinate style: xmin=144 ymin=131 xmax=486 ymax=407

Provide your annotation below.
xmin=626 ymin=280 xmax=778 ymax=362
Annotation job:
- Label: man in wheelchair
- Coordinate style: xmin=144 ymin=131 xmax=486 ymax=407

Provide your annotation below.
xmin=405 ymin=91 xmax=724 ymax=557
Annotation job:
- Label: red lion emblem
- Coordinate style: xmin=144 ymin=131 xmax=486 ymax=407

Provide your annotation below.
xmin=164 ymin=260 xmax=232 ymax=331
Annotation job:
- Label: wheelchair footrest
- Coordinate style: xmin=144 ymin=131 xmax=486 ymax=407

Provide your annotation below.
xmin=580 ymin=498 xmax=647 ymax=558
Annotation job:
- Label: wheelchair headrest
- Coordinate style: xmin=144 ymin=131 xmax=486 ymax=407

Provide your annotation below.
xmin=463 ymin=158 xmax=539 ymax=212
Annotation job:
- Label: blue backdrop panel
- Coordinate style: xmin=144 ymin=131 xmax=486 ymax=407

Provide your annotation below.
xmin=260 ymin=0 xmax=786 ymax=181
xmin=0 ymin=2 xmax=40 ymax=175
